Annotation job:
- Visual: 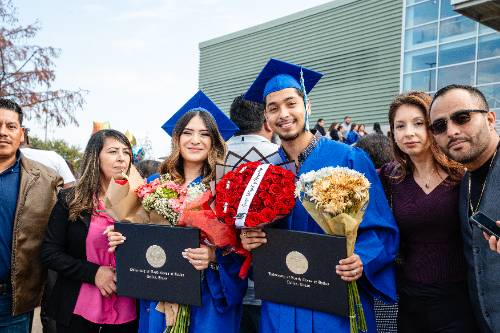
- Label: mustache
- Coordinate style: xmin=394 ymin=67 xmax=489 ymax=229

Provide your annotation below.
xmin=448 ymin=136 xmax=469 ymax=147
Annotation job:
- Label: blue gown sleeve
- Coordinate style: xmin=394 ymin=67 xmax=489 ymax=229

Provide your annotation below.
xmin=204 ymin=250 xmax=248 ymax=313
xmin=348 ymin=148 xmax=400 ymax=303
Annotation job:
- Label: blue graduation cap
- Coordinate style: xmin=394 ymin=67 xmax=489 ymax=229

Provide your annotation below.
xmin=244 ymin=58 xmax=323 ymax=131
xmin=161 ymin=90 xmax=239 ymax=141
xmin=244 ymin=58 xmax=323 ymax=104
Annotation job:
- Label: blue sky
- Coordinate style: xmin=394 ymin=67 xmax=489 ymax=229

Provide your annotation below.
xmin=16 ymin=0 xmax=330 ymax=158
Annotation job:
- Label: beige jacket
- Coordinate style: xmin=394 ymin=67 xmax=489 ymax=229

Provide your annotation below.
xmin=11 ymin=156 xmax=63 ymax=315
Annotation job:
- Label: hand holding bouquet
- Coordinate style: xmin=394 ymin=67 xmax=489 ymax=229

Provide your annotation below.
xmin=295 ymin=167 xmax=370 ymax=333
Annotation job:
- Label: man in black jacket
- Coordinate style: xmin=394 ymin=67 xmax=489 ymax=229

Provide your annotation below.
xmin=430 ymin=84 xmax=499 ymax=333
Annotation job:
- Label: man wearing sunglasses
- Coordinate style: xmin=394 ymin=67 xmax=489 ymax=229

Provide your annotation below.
xmin=429 ymin=84 xmax=499 ymax=333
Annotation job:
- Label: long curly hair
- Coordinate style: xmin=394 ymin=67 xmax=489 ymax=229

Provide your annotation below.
xmin=68 ymin=129 xmax=132 ymax=220
xmin=160 ymin=110 xmax=227 ymax=184
xmin=387 ymin=91 xmax=464 ymax=183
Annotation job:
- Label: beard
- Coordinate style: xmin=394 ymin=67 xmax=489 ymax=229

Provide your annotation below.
xmin=279 ymin=132 xmax=301 ymax=142
xmin=275 ymin=121 xmax=307 ymax=142
xmin=443 ymin=130 xmax=490 ymax=164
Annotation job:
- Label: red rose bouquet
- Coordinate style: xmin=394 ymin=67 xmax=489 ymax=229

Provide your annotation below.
xmin=215 ymin=161 xmax=296 ymax=277
xmin=215 ymin=161 xmax=295 ymax=228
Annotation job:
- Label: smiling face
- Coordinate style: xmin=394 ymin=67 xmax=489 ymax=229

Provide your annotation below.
xmin=429 ymin=89 xmax=494 ymax=164
xmin=0 ymin=108 xmax=24 ymax=160
xmin=99 ymin=137 xmax=131 ymax=184
xmin=393 ymin=104 xmax=430 ymax=158
xmin=179 ymin=115 xmax=212 ymax=165
xmin=264 ymin=88 xmax=308 ymax=142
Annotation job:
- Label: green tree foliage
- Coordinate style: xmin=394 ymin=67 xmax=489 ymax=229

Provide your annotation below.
xmin=29 ymin=136 xmax=82 ymax=173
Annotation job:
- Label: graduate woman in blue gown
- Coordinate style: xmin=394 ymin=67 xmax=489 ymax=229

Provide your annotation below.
xmin=108 ymin=91 xmax=246 ymax=333
xmin=241 ymin=58 xmax=399 ymax=333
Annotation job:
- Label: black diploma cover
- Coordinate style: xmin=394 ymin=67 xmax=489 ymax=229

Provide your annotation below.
xmin=253 ymin=228 xmax=348 ymax=316
xmin=114 ymin=222 xmax=201 ymax=306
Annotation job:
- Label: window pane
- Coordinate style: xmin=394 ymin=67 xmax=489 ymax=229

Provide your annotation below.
xmin=477 ymin=58 xmax=500 ymax=85
xmin=405 ymin=23 xmax=438 ymax=50
xmin=478 ymin=84 xmax=500 ymax=109
xmin=406 ymin=1 xmax=439 ymax=28
xmin=404 ymin=47 xmax=437 ymax=72
xmin=437 ymin=63 xmax=474 ymax=89
xmin=478 ymin=33 xmax=500 ymax=59
xmin=403 ymin=70 xmax=436 ymax=92
xmin=440 ymin=0 xmax=457 ymax=19
xmin=439 ymin=16 xmax=476 ymax=43
xmin=479 ymin=24 xmax=495 ymax=35
xmin=407 ymin=0 xmax=426 ymax=5
xmin=439 ymin=38 xmax=476 ymax=66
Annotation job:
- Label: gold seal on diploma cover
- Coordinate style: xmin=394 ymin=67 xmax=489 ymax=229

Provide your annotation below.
xmin=285 ymin=251 xmax=309 ymax=275
xmin=146 ymin=245 xmax=167 ymax=268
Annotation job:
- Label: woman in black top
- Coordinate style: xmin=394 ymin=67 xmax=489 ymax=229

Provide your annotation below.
xmin=380 ymin=92 xmax=478 ymax=333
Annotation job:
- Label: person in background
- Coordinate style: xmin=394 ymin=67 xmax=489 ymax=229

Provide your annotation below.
xmin=135 ymin=159 xmax=160 ymax=179
xmin=226 ymin=94 xmax=279 ymax=163
xmin=0 ymin=98 xmax=63 ymax=332
xmin=328 ymin=122 xmax=340 ymax=141
xmin=241 ymin=58 xmax=398 ymax=333
xmin=345 ymin=123 xmax=360 ymax=145
xmin=20 ymin=129 xmax=75 ymax=188
xmin=41 ymin=129 xmax=138 ymax=333
xmin=225 ymin=94 xmax=279 ymax=333
xmin=341 ymin=116 xmax=351 ymax=133
xmin=373 ymin=122 xmax=384 ymax=135
xmin=313 ymin=118 xmax=326 ymax=136
xmin=429 ymin=84 xmax=500 ymax=333
xmin=380 ymin=91 xmax=478 ymax=333
xmin=337 ymin=124 xmax=346 ymax=142
xmin=355 ymin=134 xmax=393 ymax=171
xmin=358 ymin=124 xmax=367 ymax=137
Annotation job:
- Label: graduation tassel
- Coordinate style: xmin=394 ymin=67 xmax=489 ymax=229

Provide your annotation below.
xmin=299 ymin=68 xmax=310 ymax=131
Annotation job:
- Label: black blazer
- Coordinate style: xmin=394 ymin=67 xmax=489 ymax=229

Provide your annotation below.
xmin=41 ymin=189 xmax=100 ymax=327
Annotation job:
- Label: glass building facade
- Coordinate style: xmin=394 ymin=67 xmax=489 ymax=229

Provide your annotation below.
xmin=402 ymin=0 xmax=500 ymax=120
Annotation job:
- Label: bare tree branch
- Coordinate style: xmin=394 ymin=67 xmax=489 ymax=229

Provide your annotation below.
xmin=0 ymin=0 xmax=85 ymax=127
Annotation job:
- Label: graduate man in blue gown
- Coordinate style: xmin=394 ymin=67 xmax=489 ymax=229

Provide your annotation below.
xmin=240 ymin=58 xmax=399 ymax=333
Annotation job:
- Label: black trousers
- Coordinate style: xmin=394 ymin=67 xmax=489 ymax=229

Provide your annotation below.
xmin=398 ymin=289 xmax=479 ymax=333
xmin=56 ymin=315 xmax=137 ymax=333
xmin=239 ymin=304 xmax=261 ymax=333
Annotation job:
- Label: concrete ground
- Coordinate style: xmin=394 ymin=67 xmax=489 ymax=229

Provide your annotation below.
xmin=32 ymin=307 xmax=42 ymax=333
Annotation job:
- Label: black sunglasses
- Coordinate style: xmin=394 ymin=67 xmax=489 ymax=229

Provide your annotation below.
xmin=429 ymin=109 xmax=488 ymax=135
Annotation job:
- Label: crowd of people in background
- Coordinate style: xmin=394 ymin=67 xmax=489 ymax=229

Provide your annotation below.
xmin=0 ymin=56 xmax=499 ymax=333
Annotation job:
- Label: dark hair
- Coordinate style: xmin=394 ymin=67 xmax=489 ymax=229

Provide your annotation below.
xmin=69 ymin=129 xmax=132 ymax=220
xmin=430 ymin=84 xmax=489 ymax=111
xmin=136 ymin=159 xmax=160 ymax=178
xmin=264 ymin=88 xmax=304 ymax=107
xmin=317 ymin=118 xmax=324 ymax=123
xmin=356 ymin=134 xmax=393 ymax=169
xmin=388 ymin=91 xmax=463 ymax=183
xmin=328 ymin=122 xmax=338 ymax=132
xmin=0 ymin=98 xmax=23 ymax=125
xmin=373 ymin=122 xmax=383 ymax=135
xmin=160 ymin=110 xmax=227 ymax=184
xmin=230 ymin=94 xmax=265 ymax=135
xmin=350 ymin=123 xmax=357 ymax=131
xmin=344 ymin=116 xmax=350 ymax=120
